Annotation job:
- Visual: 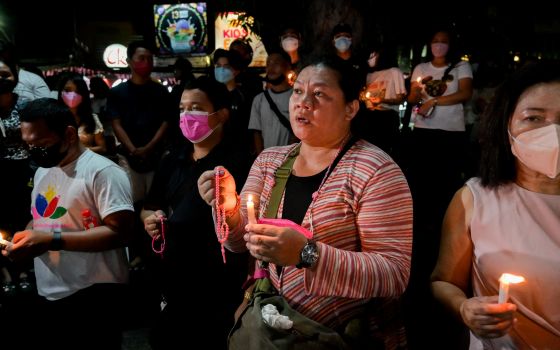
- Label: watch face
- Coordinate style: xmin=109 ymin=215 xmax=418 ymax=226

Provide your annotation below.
xmin=302 ymin=242 xmax=319 ymax=266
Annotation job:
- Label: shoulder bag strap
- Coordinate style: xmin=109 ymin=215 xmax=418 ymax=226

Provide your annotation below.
xmin=263 ymin=89 xmax=293 ymax=133
xmin=264 ymin=144 xmax=300 ymax=218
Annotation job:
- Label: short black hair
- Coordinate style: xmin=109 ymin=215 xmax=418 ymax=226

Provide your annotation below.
xmin=332 ymin=23 xmax=352 ymax=37
xmin=266 ymin=48 xmax=292 ymax=66
xmin=19 ymin=98 xmax=77 ymax=138
xmin=213 ymin=48 xmax=244 ymax=71
xmin=299 ymin=54 xmax=363 ymax=103
xmin=184 ymin=76 xmax=232 ymax=112
xmin=127 ymin=40 xmax=154 ymax=59
xmin=172 ymin=56 xmax=193 ymax=71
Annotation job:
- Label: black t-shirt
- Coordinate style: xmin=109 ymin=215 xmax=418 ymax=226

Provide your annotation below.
xmin=282 ymin=168 xmax=327 ymax=224
xmin=107 ymin=80 xmax=174 ymax=147
xmin=143 ymin=141 xmax=252 ymax=305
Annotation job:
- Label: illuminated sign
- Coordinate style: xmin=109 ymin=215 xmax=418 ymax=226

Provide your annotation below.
xmin=103 ymin=44 xmax=128 ymax=68
xmin=154 ymin=3 xmax=208 ymax=56
xmin=214 ymin=12 xmax=267 ymax=67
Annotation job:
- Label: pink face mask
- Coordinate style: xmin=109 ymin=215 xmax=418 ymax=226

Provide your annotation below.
xmin=62 ymin=91 xmax=82 ymax=108
xmin=510 ymin=124 xmax=560 ymax=178
xmin=179 ymin=111 xmax=217 ymax=143
xmin=431 ymin=43 xmax=449 ymax=58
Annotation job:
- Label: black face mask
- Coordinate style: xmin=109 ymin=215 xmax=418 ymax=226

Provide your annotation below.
xmin=0 ymin=79 xmax=16 ymax=94
xmin=28 ymin=141 xmax=68 ymax=168
xmin=265 ymin=74 xmax=286 ymax=86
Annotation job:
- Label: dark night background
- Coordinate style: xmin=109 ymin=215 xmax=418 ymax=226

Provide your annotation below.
xmin=1 ymin=0 xmax=559 ymax=71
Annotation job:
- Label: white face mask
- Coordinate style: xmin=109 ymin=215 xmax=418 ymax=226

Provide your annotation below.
xmin=431 ymin=43 xmax=449 ymax=58
xmin=334 ymin=37 xmax=352 ymax=53
xmin=510 ymin=124 xmax=560 ymax=178
xmin=281 ymin=37 xmax=299 ymax=52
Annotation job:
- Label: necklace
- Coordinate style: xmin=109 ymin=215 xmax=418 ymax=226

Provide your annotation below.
xmin=215 ymin=166 xmax=229 ymax=263
xmin=307 ymin=133 xmax=352 ymax=234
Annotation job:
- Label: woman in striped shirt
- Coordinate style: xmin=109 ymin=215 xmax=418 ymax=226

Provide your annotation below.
xmin=198 ymin=56 xmax=413 ymax=349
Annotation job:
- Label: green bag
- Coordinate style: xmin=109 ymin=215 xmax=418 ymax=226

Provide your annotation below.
xmin=228 ymin=277 xmax=349 ymax=350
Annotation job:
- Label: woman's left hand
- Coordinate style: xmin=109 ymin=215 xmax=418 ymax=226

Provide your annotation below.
xmin=244 ymin=223 xmax=308 ymax=266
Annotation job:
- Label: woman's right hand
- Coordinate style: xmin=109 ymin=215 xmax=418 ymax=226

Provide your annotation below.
xmin=460 ymin=296 xmax=517 ymax=339
xmin=143 ymin=210 xmax=166 ymax=239
xmin=198 ymin=166 xmax=238 ymax=211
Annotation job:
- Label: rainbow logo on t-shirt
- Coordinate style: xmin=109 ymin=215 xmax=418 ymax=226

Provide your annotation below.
xmin=32 ymin=185 xmax=67 ymax=220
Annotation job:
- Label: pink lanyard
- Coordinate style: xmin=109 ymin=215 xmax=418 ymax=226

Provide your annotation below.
xmin=151 ymin=216 xmax=166 ymax=256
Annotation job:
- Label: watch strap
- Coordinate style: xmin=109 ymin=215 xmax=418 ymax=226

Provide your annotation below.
xmin=50 ymin=230 xmax=63 ymax=251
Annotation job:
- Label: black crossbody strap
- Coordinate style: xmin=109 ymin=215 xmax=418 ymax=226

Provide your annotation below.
xmin=263 ymin=135 xmax=358 ymax=219
xmin=263 ymin=90 xmax=292 ymax=132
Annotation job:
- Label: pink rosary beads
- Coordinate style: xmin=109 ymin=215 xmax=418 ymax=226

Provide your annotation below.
xmin=215 ymin=167 xmax=229 ymax=263
xmin=151 ymin=215 xmax=166 ymax=257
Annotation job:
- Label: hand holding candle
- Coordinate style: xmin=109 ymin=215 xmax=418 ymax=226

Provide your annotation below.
xmin=0 ymin=231 xmax=12 ymax=249
xmin=247 ymin=194 xmax=257 ymax=224
xmin=498 ymin=273 xmax=525 ymax=304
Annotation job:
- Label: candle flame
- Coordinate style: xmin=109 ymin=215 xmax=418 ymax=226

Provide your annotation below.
xmin=499 ymin=273 xmax=525 ymax=284
xmin=416 ymin=77 xmax=422 ymax=83
xmin=365 ymin=92 xmax=371 ymax=98
xmin=247 ymin=194 xmax=253 ymax=204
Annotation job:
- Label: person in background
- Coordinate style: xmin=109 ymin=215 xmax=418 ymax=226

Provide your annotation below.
xmin=170 ymin=56 xmax=195 ymax=107
xmin=404 ymin=27 xmax=473 ymax=348
xmin=0 ymin=40 xmax=51 ymax=107
xmin=229 ymin=38 xmax=263 ymax=102
xmin=280 ymin=26 xmax=303 ymax=70
xmin=212 ymin=48 xmax=254 ymax=155
xmin=107 ymin=40 xmax=174 ymax=270
xmin=329 ymin=23 xmax=365 ymax=78
xmin=198 ymin=55 xmax=413 ymax=349
xmin=0 ymin=57 xmax=33 ymax=297
xmin=248 ymin=49 xmax=294 ymax=155
xmin=431 ymin=60 xmax=560 ymax=349
xmin=142 ymin=76 xmax=250 ymax=349
xmin=2 ymin=98 xmax=134 ymax=350
xmin=353 ymin=43 xmax=406 ymax=158
xmin=168 ymin=57 xmax=196 ymax=146
xmin=89 ymin=76 xmax=111 ymax=130
xmin=58 ymin=73 xmax=107 ymax=155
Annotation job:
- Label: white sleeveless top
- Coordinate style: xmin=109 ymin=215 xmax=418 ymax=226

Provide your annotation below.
xmin=467 ymin=178 xmax=560 ymax=349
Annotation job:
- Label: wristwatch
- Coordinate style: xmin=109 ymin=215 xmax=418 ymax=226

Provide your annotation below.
xmin=296 ymin=240 xmax=319 ymax=269
xmin=50 ymin=230 xmax=63 ymax=251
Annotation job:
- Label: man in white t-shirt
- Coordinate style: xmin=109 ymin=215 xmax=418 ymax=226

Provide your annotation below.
xmin=248 ymin=49 xmax=294 ymax=154
xmin=1 ymin=98 xmax=134 ymax=349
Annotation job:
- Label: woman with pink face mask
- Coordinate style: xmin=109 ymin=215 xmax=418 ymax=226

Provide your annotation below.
xmin=404 ymin=27 xmax=474 ymax=348
xmin=431 ymin=61 xmax=560 ymax=349
xmin=58 ymin=73 xmax=106 ymax=154
xmin=140 ymin=76 xmax=251 ymax=349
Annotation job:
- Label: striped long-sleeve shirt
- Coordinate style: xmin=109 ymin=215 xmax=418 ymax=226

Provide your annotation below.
xmin=224 ymin=140 xmax=413 ymax=345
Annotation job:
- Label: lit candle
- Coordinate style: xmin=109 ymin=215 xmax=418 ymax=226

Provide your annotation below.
xmin=247 ymin=194 xmax=257 ymax=224
xmin=498 ymin=273 xmax=525 ymax=304
xmin=365 ymin=91 xmax=371 ymax=99
xmin=0 ymin=232 xmax=11 ymax=249
xmin=416 ymin=76 xmax=422 ymax=84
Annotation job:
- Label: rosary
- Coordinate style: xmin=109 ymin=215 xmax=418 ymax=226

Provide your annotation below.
xmin=215 ymin=167 xmax=229 ymax=263
xmin=151 ymin=215 xmax=166 ymax=257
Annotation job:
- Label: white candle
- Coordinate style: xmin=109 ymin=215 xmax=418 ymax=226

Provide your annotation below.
xmin=0 ymin=232 xmax=11 ymax=249
xmin=498 ymin=273 xmax=525 ymax=304
xmin=247 ymin=194 xmax=257 ymax=224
